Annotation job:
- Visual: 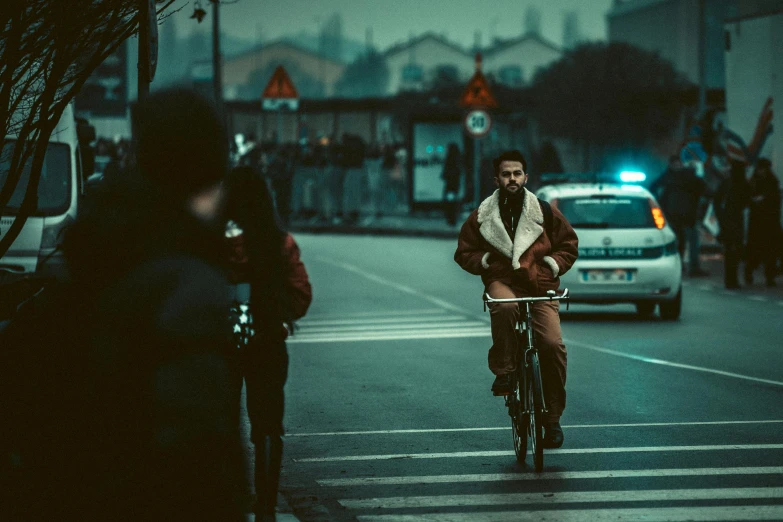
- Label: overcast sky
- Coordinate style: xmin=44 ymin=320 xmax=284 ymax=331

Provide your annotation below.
xmin=174 ymin=0 xmax=615 ymax=49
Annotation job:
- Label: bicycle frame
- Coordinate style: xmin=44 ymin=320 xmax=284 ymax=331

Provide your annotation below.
xmin=483 ymin=288 xmax=570 ymax=469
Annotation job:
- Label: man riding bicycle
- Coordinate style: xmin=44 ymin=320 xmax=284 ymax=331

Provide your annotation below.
xmin=454 ymin=150 xmax=578 ymax=448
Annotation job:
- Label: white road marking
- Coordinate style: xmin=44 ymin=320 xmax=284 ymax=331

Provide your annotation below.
xmin=297 ymin=321 xmax=486 ymax=334
xmin=748 ymin=295 xmax=769 ymax=301
xmin=316 ymin=256 xmax=486 ymax=319
xmin=699 ymin=284 xmax=714 ymax=291
xmin=340 ymin=487 xmax=783 ymax=509
xmin=295 ymin=443 xmax=783 ymax=462
xmin=301 ymin=309 xmax=446 ymax=320
xmin=316 ymin=256 xmax=782 ymax=386
xmin=288 ymin=329 xmax=490 ymax=344
xmin=287 ymin=419 xmax=783 ymax=437
xmin=565 ymin=339 xmax=783 ymax=387
xmin=298 ymin=315 xmax=452 ymax=327
xmin=356 ymin=505 xmax=783 ymax=522
xmin=319 ymin=466 xmax=783 ymax=486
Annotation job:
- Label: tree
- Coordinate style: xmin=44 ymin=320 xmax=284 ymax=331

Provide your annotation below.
xmin=334 ymin=50 xmax=389 ymax=98
xmin=530 ymin=42 xmax=690 ymax=170
xmin=0 ymin=0 xmax=177 ymax=258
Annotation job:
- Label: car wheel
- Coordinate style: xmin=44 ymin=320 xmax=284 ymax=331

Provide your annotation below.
xmin=659 ymin=288 xmax=682 ymax=321
xmin=635 ymin=302 xmax=656 ymax=317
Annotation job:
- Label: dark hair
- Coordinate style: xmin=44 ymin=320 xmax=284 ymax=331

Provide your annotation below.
xmin=756 ymin=158 xmax=772 ymax=170
xmin=492 ymin=150 xmax=527 ymax=176
xmin=132 ymin=88 xmax=228 ymax=199
xmin=729 ymin=159 xmax=746 ymax=182
xmin=223 ymin=166 xmax=287 ymax=325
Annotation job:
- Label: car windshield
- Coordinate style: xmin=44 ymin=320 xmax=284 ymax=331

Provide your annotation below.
xmin=556 ymin=195 xmax=656 ymax=229
xmin=0 ymin=139 xmax=71 ymax=216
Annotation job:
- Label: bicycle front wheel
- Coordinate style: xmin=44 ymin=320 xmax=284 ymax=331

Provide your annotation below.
xmin=510 ymin=372 xmax=527 ymax=463
xmin=527 ymin=353 xmax=544 ymax=472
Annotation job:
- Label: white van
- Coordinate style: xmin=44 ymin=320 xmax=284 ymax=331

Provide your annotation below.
xmin=0 ymin=102 xmax=89 ymax=299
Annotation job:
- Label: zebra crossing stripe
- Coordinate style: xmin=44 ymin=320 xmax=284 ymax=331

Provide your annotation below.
xmin=355 ymin=505 xmax=783 ymax=522
xmin=288 ymin=328 xmax=490 ymax=344
xmin=303 ymin=309 xmax=446 ymax=319
xmin=296 ymin=320 xmax=486 ymax=334
xmin=287 ymin=419 xmax=783 ymax=437
xmin=318 ymin=466 xmax=783 ymax=486
xmin=340 ymin=486 xmax=783 ymax=509
xmin=298 ymin=315 xmax=452 ymax=327
xmin=295 ymin=443 xmax=783 ymax=462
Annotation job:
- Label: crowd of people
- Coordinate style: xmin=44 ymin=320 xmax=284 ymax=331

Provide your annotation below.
xmin=713 ymin=157 xmax=782 ymax=289
xmin=235 ymin=134 xmax=409 ymax=226
xmin=1 ymin=88 xmax=311 ymax=521
xmin=650 ymin=154 xmax=782 ymax=289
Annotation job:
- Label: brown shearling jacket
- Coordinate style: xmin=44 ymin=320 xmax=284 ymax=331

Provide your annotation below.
xmin=454 ymin=188 xmax=579 ymax=296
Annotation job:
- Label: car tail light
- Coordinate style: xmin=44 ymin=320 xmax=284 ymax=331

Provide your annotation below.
xmin=648 ymin=199 xmax=665 ymax=229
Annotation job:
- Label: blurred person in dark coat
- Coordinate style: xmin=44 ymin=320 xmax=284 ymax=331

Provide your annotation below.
xmin=650 ymin=156 xmax=709 ymax=276
xmin=745 ymin=158 xmax=781 ymax=287
xmin=442 ymin=142 xmax=462 ymax=226
xmin=713 ymin=160 xmax=751 ymax=289
xmin=223 ymin=166 xmax=312 ymax=520
xmin=1 ymin=89 xmax=244 ymax=521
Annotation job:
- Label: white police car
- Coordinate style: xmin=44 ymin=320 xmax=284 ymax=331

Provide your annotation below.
xmin=536 ymin=175 xmax=682 ymax=320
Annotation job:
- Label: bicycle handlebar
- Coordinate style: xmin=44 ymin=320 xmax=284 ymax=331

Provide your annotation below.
xmin=483 ymin=288 xmax=570 ymax=305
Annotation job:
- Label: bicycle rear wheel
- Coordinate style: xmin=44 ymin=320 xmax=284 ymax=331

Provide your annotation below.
xmin=510 ymin=372 xmax=527 ymax=463
xmin=527 ymin=353 xmax=544 ymax=472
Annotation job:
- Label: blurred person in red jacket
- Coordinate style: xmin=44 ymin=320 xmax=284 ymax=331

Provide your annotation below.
xmin=223 ymin=165 xmax=312 ymax=520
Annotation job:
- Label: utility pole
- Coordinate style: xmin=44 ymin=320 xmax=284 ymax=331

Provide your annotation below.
xmin=211 ymin=0 xmax=223 ymax=113
xmin=137 ymin=0 xmax=151 ymax=100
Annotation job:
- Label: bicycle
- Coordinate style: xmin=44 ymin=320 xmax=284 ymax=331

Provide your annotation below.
xmin=483 ymin=288 xmax=570 ymax=472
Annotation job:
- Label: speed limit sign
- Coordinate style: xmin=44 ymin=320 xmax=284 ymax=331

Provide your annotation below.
xmin=464 ymin=109 xmax=492 ymax=137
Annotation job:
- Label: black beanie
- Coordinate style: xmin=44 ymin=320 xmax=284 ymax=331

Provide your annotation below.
xmin=132 ymin=88 xmax=228 ymax=198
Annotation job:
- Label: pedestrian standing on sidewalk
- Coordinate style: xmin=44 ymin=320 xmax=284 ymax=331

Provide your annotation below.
xmin=1 ymin=88 xmax=245 ymax=521
xmin=745 ymin=158 xmax=781 ymax=287
xmin=223 ymin=166 xmax=312 ymax=521
xmin=713 ymin=160 xmax=751 ymax=289
xmin=442 ymin=142 xmax=463 ymax=226
xmin=650 ymin=156 xmax=709 ymax=276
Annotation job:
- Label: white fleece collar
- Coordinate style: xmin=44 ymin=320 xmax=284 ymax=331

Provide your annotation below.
xmin=477 ymin=188 xmax=544 ymax=270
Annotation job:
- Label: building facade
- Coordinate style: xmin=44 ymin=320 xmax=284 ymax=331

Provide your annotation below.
xmin=222 ymin=40 xmax=346 ymax=100
xmin=724 ymin=9 xmax=782 ymax=189
xmin=607 ymin=0 xmax=736 ymax=88
xmin=483 ymin=33 xmax=562 ymax=86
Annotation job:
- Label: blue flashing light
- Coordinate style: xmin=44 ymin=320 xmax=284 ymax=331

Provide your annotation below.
xmin=436 ymin=145 xmax=444 ymax=153
xmin=426 ymin=145 xmax=434 ymax=154
xmin=619 ymin=170 xmax=646 ymax=183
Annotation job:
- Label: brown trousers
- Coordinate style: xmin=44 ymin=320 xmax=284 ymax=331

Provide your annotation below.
xmin=487 ymin=280 xmax=567 ymax=423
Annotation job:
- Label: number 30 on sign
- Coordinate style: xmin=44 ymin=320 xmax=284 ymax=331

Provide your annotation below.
xmin=464 ymin=109 xmax=492 ymax=138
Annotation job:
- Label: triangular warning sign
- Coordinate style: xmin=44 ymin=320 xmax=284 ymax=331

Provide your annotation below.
xmin=460 ymin=71 xmax=498 ymax=109
xmin=262 ymin=65 xmax=299 ymax=99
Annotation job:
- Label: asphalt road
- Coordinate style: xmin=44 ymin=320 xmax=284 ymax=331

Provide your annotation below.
xmin=274 ymin=233 xmax=783 ymax=522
